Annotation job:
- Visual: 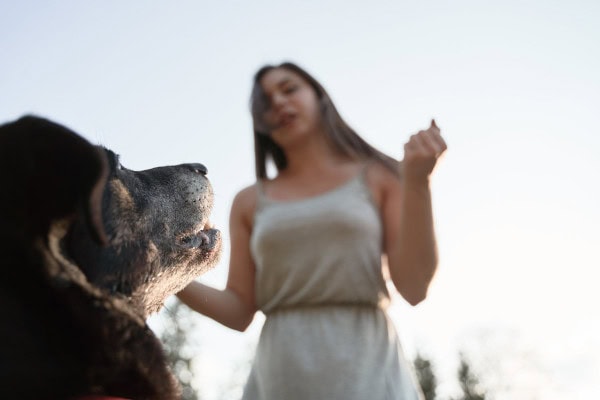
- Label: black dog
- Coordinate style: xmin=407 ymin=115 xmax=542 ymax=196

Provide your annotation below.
xmin=0 ymin=115 xmax=222 ymax=399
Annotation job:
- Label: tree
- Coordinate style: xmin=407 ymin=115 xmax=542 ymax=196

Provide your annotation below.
xmin=454 ymin=352 xmax=486 ymax=400
xmin=159 ymin=298 xmax=201 ymax=400
xmin=414 ymin=352 xmax=437 ymax=400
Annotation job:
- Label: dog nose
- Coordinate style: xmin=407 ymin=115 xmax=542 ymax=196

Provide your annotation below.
xmin=186 ymin=163 xmax=208 ymax=176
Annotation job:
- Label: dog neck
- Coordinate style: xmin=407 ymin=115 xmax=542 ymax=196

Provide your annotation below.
xmin=47 ymin=218 xmax=146 ymax=327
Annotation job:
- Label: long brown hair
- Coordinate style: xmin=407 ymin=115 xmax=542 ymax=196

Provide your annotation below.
xmin=250 ymin=62 xmax=401 ymax=179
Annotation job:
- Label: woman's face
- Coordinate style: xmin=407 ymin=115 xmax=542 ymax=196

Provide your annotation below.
xmin=258 ymin=67 xmax=322 ymax=148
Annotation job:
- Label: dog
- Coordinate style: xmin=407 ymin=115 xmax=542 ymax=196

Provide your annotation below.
xmin=0 ymin=115 xmax=222 ymax=399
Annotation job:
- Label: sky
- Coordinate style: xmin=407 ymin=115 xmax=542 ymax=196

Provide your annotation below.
xmin=1 ymin=1 xmax=599 ymax=398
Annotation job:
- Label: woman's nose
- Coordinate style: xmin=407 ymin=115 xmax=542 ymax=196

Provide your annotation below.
xmin=271 ymin=92 xmax=287 ymax=110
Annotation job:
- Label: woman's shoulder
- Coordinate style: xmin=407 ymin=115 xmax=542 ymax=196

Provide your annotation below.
xmin=363 ymin=159 xmax=402 ymax=207
xmin=232 ymin=183 xmax=260 ymax=207
xmin=364 ymin=159 xmax=401 ymax=187
xmin=232 ymin=181 xmax=270 ymax=219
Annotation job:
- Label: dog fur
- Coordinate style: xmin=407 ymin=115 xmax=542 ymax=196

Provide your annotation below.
xmin=0 ymin=115 xmax=221 ymax=399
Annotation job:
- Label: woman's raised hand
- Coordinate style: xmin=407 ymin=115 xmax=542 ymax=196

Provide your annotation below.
xmin=401 ymin=119 xmax=447 ymax=184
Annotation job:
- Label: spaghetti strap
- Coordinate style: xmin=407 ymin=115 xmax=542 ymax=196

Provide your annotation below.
xmin=358 ymin=160 xmax=378 ymax=209
xmin=254 ymin=179 xmax=268 ymax=214
xmin=357 ymin=160 xmax=374 ymax=186
xmin=360 ymin=160 xmax=371 ymax=179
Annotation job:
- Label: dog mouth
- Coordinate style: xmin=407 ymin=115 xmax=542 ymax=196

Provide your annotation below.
xmin=178 ymin=221 xmax=220 ymax=251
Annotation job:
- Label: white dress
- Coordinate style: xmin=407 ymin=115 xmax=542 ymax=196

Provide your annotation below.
xmin=243 ymin=169 xmax=424 ymax=400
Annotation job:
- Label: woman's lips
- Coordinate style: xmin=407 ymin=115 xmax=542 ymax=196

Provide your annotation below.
xmin=278 ymin=113 xmax=296 ymax=128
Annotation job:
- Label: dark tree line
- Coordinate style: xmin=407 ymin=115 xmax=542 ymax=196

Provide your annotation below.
xmin=414 ymin=351 xmax=487 ymax=400
xmin=159 ymin=298 xmax=201 ymax=400
xmin=414 ymin=352 xmax=437 ymax=400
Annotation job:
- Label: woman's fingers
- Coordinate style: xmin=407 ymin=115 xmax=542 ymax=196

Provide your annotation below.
xmin=406 ymin=127 xmax=446 ymax=157
xmin=402 ymin=120 xmax=447 ymax=181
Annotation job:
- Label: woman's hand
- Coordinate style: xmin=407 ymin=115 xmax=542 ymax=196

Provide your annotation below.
xmin=384 ymin=119 xmax=446 ymax=304
xmin=401 ymin=119 xmax=447 ymax=184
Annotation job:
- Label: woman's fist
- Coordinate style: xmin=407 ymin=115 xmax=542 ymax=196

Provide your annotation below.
xmin=401 ymin=119 xmax=447 ymax=184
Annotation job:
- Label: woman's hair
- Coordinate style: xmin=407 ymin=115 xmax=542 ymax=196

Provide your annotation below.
xmin=250 ymin=61 xmax=401 ymax=179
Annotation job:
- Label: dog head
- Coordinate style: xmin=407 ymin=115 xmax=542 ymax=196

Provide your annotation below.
xmin=66 ymin=146 xmax=222 ymax=316
xmin=0 ymin=114 xmax=222 ymax=316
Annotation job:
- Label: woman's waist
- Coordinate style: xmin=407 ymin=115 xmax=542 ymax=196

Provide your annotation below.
xmin=262 ymin=300 xmax=387 ymax=317
xmin=258 ymin=302 xmax=396 ymax=347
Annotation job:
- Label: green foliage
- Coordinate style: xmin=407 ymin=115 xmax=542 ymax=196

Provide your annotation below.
xmin=413 ymin=350 xmax=490 ymax=400
xmin=453 ymin=352 xmax=487 ymax=400
xmin=414 ymin=352 xmax=437 ymax=400
xmin=159 ymin=298 xmax=200 ymax=400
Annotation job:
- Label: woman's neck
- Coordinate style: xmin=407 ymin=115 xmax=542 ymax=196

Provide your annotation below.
xmin=280 ymin=139 xmax=351 ymax=180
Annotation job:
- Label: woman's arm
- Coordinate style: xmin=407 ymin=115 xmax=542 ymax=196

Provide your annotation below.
xmin=177 ymin=186 xmax=258 ymax=331
xmin=380 ymin=120 xmax=447 ymax=305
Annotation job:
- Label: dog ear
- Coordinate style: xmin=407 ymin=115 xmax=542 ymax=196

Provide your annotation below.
xmin=0 ymin=115 xmax=108 ymax=245
xmin=82 ymin=146 xmax=109 ymax=246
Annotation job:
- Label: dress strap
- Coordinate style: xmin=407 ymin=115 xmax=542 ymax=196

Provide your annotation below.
xmin=357 ymin=159 xmax=377 ymax=186
xmin=254 ymin=179 xmax=268 ymax=213
xmin=358 ymin=160 xmax=378 ymax=209
xmin=359 ymin=160 xmax=371 ymax=179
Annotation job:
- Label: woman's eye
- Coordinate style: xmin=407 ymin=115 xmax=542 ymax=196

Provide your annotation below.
xmin=283 ymin=85 xmax=298 ymax=94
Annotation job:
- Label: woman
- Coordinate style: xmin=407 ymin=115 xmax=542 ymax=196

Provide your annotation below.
xmin=177 ymin=61 xmax=447 ymax=399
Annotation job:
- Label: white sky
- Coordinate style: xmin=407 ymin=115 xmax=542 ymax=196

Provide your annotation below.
xmin=2 ymin=1 xmax=599 ymax=398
